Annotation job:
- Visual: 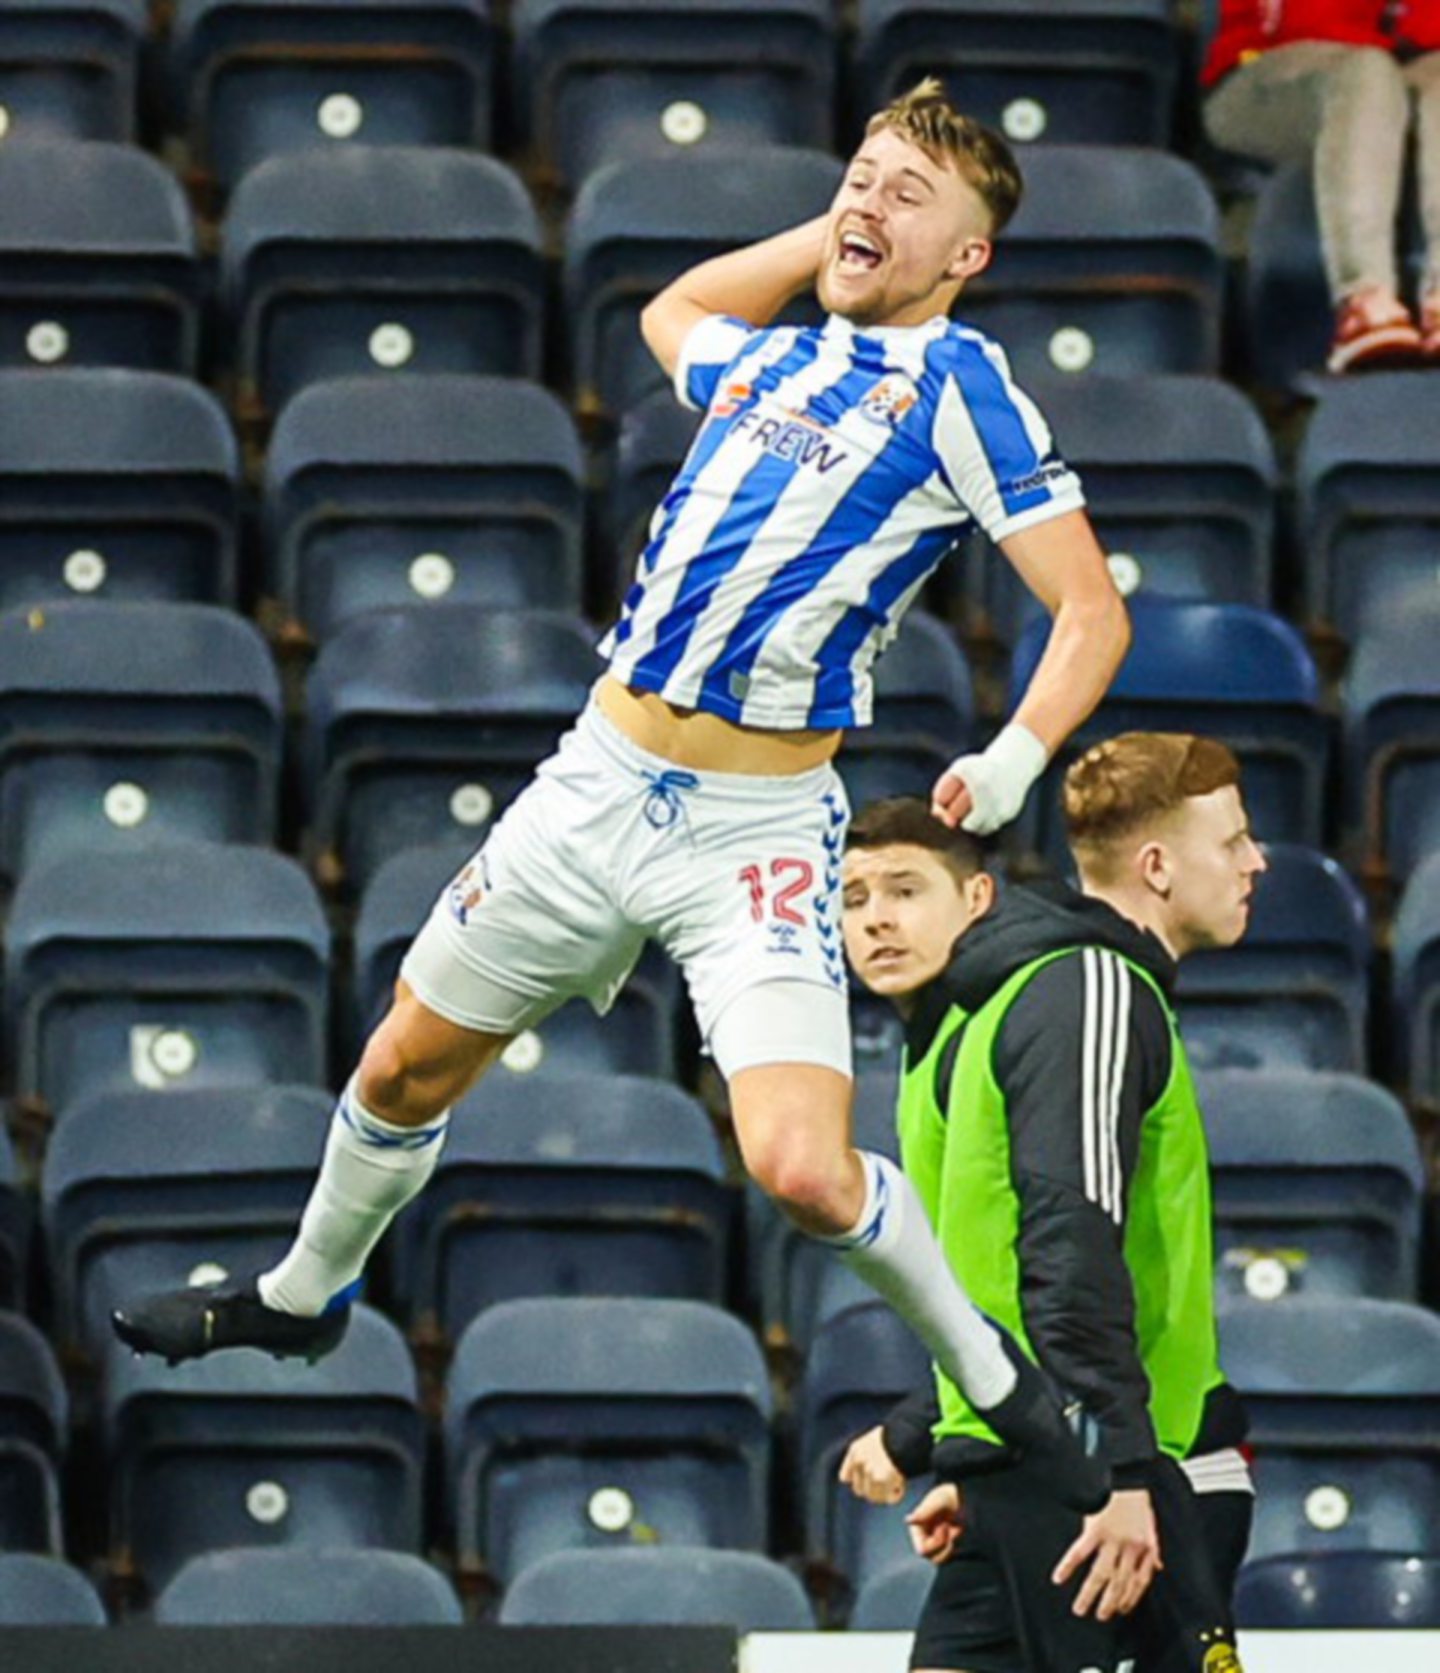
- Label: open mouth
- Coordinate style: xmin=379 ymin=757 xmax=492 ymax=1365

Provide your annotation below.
xmin=838 ymin=231 xmax=884 ymax=272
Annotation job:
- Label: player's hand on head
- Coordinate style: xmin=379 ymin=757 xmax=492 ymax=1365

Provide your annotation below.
xmin=838 ymin=1425 xmax=907 ymax=1505
xmin=1052 ymin=1487 xmax=1161 ymax=1620
xmin=906 ymin=1483 xmax=964 ymax=1564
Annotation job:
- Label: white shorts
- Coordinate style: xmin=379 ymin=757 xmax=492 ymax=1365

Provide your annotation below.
xmin=399 ymin=697 xmax=852 ymax=1079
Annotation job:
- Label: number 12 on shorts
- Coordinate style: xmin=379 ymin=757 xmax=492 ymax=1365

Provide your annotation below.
xmin=739 ymin=858 xmax=815 ymax=926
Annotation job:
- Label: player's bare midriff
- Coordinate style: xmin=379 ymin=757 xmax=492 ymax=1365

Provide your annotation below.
xmin=597 ymin=674 xmax=843 ymax=775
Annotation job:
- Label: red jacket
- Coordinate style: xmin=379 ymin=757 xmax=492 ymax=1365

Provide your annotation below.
xmin=1203 ymin=1 xmax=1440 ymax=86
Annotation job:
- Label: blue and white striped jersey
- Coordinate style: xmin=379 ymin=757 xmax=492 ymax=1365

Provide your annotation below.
xmin=599 ymin=311 xmax=1085 ymax=731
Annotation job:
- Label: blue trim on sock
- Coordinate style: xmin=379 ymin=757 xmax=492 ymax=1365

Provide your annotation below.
xmin=323 ymin=1278 xmax=363 ymax=1316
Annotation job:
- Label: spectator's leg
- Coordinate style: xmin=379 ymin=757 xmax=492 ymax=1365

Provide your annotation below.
xmin=1409 ymin=52 xmax=1440 ymax=352
xmin=1313 ymin=46 xmax=1409 ymax=304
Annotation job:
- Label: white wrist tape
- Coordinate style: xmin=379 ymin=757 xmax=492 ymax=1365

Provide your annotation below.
xmin=946 ymin=723 xmax=1048 ymax=835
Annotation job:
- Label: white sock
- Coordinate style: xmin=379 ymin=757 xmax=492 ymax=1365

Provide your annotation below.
xmin=825 ymin=1151 xmax=1017 ymax=1411
xmin=258 ymin=1077 xmax=450 ymax=1317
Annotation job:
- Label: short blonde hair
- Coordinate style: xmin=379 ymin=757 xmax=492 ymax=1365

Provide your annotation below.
xmin=1064 ymin=733 xmax=1241 ymax=881
xmin=864 ymin=77 xmax=1024 ymax=234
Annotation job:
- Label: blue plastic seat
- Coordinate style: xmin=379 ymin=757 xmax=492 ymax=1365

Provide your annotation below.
xmin=848 ymin=1554 xmax=933 ymax=1630
xmin=499 ymin=1547 xmax=816 ymax=1628
xmin=0 ymin=1554 xmax=106 ymax=1623
xmin=1176 ymin=845 xmax=1370 ymax=1074
xmin=1297 ymin=374 xmax=1440 ymax=645
xmin=0 ymin=372 xmax=241 ymax=612
xmin=264 ymin=374 xmax=585 ymax=641
xmin=564 ymin=147 xmax=841 ymax=419
xmin=1010 ymin=601 xmax=1330 ymax=865
xmin=857 ymin=0 xmax=1176 ymax=147
xmin=222 ymin=147 xmax=543 ymax=416
xmin=1395 ymin=853 xmax=1440 ymax=1105
xmin=0 ymin=0 xmax=143 ymax=143
xmin=1236 ymin=1551 xmax=1440 ymax=1628
xmin=1344 ymin=604 xmax=1440 ymax=886
xmin=4 ymin=841 xmax=331 ymax=1113
xmin=0 ymin=1313 xmax=66 ymax=1554
xmin=103 ymin=1303 xmax=424 ymax=1590
xmin=0 ymin=600 xmax=282 ymax=884
xmin=0 ymin=1121 xmax=26 ymax=1312
xmin=169 ymin=0 xmax=493 ymax=191
xmin=303 ymin=606 xmax=598 ymax=892
xmin=979 ymin=374 xmax=1277 ymax=642
xmin=798 ymin=1300 xmax=932 ymax=1589
xmin=1198 ymin=1069 xmax=1422 ymax=1303
xmin=445 ymin=1297 xmax=772 ymax=1584
xmin=155 ymin=1547 xmax=462 ymax=1625
xmin=0 ymin=141 xmax=198 ymax=373
xmin=1246 ymin=162 xmax=1424 ymax=393
xmin=42 ymin=1084 xmax=332 ymax=1360
xmin=512 ymin=0 xmax=835 ymax=192
xmin=958 ymin=147 xmax=1222 ymax=383
xmin=394 ymin=1074 xmax=728 ymax=1342
xmin=747 ymin=1067 xmax=901 ymax=1355
xmin=1219 ymin=1298 xmax=1440 ymax=1559
xmin=604 ymin=390 xmax=701 ymax=608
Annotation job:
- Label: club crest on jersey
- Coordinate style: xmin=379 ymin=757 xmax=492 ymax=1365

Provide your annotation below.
xmin=859 ymin=373 xmax=920 ymax=429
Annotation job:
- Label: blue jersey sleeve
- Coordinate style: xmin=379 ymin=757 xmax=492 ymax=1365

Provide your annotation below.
xmin=674 ymin=313 xmax=760 ymax=412
xmin=932 ymin=339 xmax=1085 ymax=543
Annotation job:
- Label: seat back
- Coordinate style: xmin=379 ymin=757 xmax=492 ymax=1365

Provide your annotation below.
xmin=222 ymin=146 xmax=543 ymax=412
xmin=0 ymin=1313 xmax=67 ymax=1553
xmin=0 ymin=140 xmax=198 ymax=372
xmin=155 ymin=1547 xmax=462 ymax=1624
xmin=170 ymin=0 xmax=494 ymax=189
xmin=1236 ymin=1551 xmax=1440 ymax=1628
xmin=564 ymin=147 xmax=841 ymax=417
xmin=0 ymin=1553 xmax=106 ymax=1623
xmin=445 ymin=1296 xmax=772 ymax=1580
xmin=0 ymin=0 xmax=144 ymax=144
xmin=499 ymin=1546 xmax=815 ymax=1628
xmin=1394 ymin=852 xmax=1440 ymax=1105
xmin=265 ymin=373 xmax=585 ymax=638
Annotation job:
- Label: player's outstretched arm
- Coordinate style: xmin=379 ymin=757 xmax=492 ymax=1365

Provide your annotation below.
xmin=640 ymin=215 xmax=829 ymax=382
xmin=933 ymin=509 xmax=1129 ymax=832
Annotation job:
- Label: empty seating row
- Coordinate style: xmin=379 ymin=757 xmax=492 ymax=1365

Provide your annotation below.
xmin=0 ymin=141 xmax=1225 ymax=410
xmin=0 ymin=0 xmax=1181 ymax=183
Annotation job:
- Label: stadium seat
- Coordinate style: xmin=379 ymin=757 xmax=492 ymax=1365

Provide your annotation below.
xmin=958 ymin=147 xmax=1223 ymax=383
xmin=604 ymin=390 xmax=700 ymax=606
xmin=1010 ymin=601 xmax=1330 ymax=866
xmin=564 ymin=147 xmax=841 ymax=418
xmin=0 ymin=0 xmax=144 ymax=143
xmin=154 ymin=1547 xmax=462 ymax=1625
xmin=499 ymin=1546 xmax=816 ymax=1628
xmin=798 ymin=1300 xmax=932 ymax=1589
xmin=0 ymin=1121 xmax=27 ymax=1313
xmin=855 ymin=0 xmax=1177 ymax=148
xmin=1176 ymin=844 xmax=1370 ymax=1074
xmin=4 ymin=842 xmax=331 ymax=1112
xmin=303 ymin=606 xmax=598 ymax=891
xmin=222 ymin=147 xmax=544 ymax=416
xmin=42 ymin=1085 xmax=331 ymax=1360
xmin=168 ymin=0 xmax=493 ymax=192
xmin=1199 ymin=1069 xmax=1423 ymax=1303
xmin=747 ymin=1066 xmax=901 ymax=1353
xmin=511 ymin=0 xmax=835 ymax=191
xmin=103 ymin=1303 xmax=424 ymax=1590
xmin=0 ymin=1313 xmax=66 ymax=1553
xmin=0 ymin=141 xmax=199 ymax=373
xmin=1236 ymin=1551 xmax=1440 ymax=1629
xmin=445 ymin=1296 xmax=772 ymax=1584
xmin=1246 ymin=162 xmax=1424 ymax=393
xmin=1219 ymin=1298 xmax=1440 ymax=1559
xmin=1344 ymin=603 xmax=1440 ymax=885
xmin=264 ymin=374 xmax=585 ymax=640
xmin=0 ymin=600 xmax=282 ymax=885
xmin=0 ymin=1554 xmax=106 ymax=1623
xmin=978 ymin=374 xmax=1277 ymax=641
xmin=849 ymin=1554 xmax=933 ymax=1630
xmin=1394 ymin=853 xmax=1440 ymax=1106
xmin=394 ymin=1074 xmax=729 ymax=1341
xmin=1297 ymin=374 xmax=1440 ymax=644
xmin=0 ymin=372 xmax=241 ymax=611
